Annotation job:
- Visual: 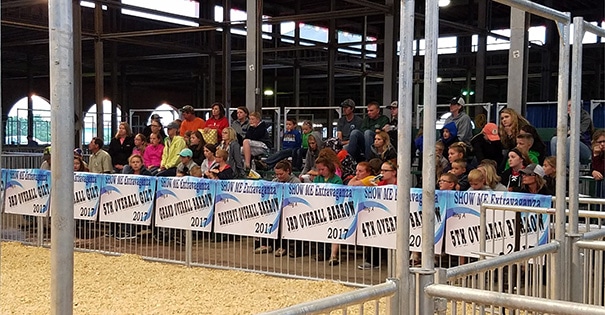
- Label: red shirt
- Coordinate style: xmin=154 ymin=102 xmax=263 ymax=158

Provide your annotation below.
xmin=205 ymin=116 xmax=229 ymax=141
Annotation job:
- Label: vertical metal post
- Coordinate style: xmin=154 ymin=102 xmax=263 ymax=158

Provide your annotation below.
xmin=222 ymin=0 xmax=232 ymax=110
xmin=327 ymin=0 xmax=336 ymax=136
xmin=383 ymin=0 xmax=395 ymax=107
xmin=395 ymin=0 xmax=414 ymax=313
xmin=475 ymin=0 xmax=487 ymax=103
xmin=245 ymin=0 xmax=262 ymax=113
xmin=553 ymin=16 xmax=570 ymax=301
xmin=506 ymin=8 xmax=529 ymax=114
xmin=49 ymin=0 xmax=75 ymax=314
xmin=569 ymin=16 xmax=585 ymax=303
xmin=73 ymin=0 xmax=82 ymax=146
xmin=94 ymin=4 xmax=104 ymax=139
xmin=420 ymin=0 xmax=438 ymax=313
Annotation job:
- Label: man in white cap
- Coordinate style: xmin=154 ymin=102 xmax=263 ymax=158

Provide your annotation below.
xmin=445 ymin=96 xmax=473 ymax=145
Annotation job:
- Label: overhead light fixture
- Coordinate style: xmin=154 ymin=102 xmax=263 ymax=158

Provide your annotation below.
xmin=264 ymin=89 xmax=274 ymax=96
xmin=439 ymin=0 xmax=450 ymax=7
xmin=436 ymin=77 xmax=443 ymax=83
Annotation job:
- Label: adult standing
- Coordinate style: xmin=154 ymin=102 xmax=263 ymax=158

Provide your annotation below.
xmin=157 ymin=121 xmax=187 ymax=177
xmin=205 ymin=102 xmax=229 ymax=143
xmin=445 ymin=97 xmax=473 ymax=145
xmin=347 ymin=101 xmax=389 ymax=161
xmin=88 ymin=137 xmax=113 ymax=174
xmin=550 ymin=99 xmax=594 ymax=164
xmin=179 ymin=105 xmax=206 ymax=137
xmin=231 ymin=106 xmax=250 ymax=144
xmin=108 ymin=122 xmax=135 ymax=173
xmin=337 ymin=99 xmax=363 ymax=146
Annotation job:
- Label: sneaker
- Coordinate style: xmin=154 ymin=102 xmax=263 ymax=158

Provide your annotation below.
xmin=247 ymin=169 xmax=261 ymax=179
xmin=357 ymin=262 xmax=379 ymax=270
xmin=274 ymin=248 xmax=287 ymax=257
xmin=115 ymin=232 xmax=136 ymax=240
xmin=254 ymin=246 xmax=272 ymax=254
xmin=328 ymin=257 xmax=340 ymax=266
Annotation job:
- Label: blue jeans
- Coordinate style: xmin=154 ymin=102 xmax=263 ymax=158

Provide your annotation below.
xmin=345 ymin=129 xmax=375 ymax=161
xmin=550 ymin=136 xmax=592 ymax=165
xmin=265 ymin=149 xmax=294 ymax=169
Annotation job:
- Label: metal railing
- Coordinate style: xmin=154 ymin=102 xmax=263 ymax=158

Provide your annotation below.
xmin=425 ymin=284 xmax=605 ymax=315
xmin=258 ymin=280 xmax=398 ymax=315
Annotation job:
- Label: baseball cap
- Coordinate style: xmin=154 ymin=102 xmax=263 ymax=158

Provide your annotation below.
xmin=180 ymin=105 xmax=195 ymax=114
xmin=166 ymin=121 xmax=180 ymax=130
xmin=387 ymin=101 xmax=398 ymax=109
xmin=450 ymin=97 xmax=465 ymax=106
xmin=43 ymin=146 xmax=51 ymax=155
xmin=482 ymin=123 xmax=500 ymax=141
xmin=150 ymin=113 xmax=162 ymax=120
xmin=179 ymin=148 xmax=193 ymax=157
xmin=74 ymin=148 xmax=83 ymax=157
xmin=520 ymin=163 xmax=545 ymax=178
xmin=340 ymin=99 xmax=355 ymax=109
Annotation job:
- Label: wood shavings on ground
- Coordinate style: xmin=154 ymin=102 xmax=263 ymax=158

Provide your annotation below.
xmin=1 ymin=242 xmax=363 ymax=314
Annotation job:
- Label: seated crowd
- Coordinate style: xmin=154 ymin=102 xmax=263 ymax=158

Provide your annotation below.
xmin=43 ymin=98 xmax=604 ymax=266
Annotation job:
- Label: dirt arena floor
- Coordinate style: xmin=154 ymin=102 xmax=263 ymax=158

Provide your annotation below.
xmin=0 ymin=242 xmax=378 ymax=314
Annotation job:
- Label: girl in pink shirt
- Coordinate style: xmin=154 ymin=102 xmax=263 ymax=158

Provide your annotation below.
xmin=144 ymin=132 xmax=164 ymax=173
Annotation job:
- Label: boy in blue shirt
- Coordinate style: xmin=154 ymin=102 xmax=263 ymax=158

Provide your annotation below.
xmin=262 ymin=117 xmax=302 ymax=169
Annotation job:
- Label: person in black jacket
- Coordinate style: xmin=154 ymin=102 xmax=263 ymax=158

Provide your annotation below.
xmin=108 ymin=122 xmax=135 ymax=173
xmin=471 ymin=123 xmax=503 ymax=167
xmin=242 ymin=111 xmax=272 ymax=170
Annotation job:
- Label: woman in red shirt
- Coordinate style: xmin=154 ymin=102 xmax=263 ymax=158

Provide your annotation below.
xmin=204 ymin=102 xmax=229 ymax=143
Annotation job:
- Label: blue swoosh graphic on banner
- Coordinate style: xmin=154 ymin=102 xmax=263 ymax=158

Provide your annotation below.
xmin=357 ymin=201 xmax=389 ymax=212
xmin=100 ymin=185 xmax=121 ymax=195
xmin=204 ymin=209 xmax=213 ymax=227
xmin=156 ymin=189 xmax=178 ymax=199
xmin=270 ymin=212 xmax=280 ymax=233
xmin=43 ymin=197 xmax=50 ymax=214
xmin=345 ymin=217 xmax=357 ymax=238
xmin=215 ymin=193 xmax=240 ymax=203
xmin=446 ymin=206 xmax=480 ymax=218
xmin=282 ymin=196 xmax=311 ymax=208
xmin=5 ymin=180 xmax=23 ymax=189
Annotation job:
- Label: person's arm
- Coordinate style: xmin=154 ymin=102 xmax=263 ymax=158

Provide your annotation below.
xmin=166 ymin=137 xmax=187 ymax=169
xmin=160 ymin=143 xmax=169 ymax=169
xmin=456 ymin=115 xmax=473 ymax=143
xmin=295 ymin=131 xmax=302 ymax=148
xmin=102 ymin=154 xmax=113 ymax=174
xmin=230 ymin=142 xmax=244 ymax=173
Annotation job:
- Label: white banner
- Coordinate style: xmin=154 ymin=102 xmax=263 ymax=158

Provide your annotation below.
xmin=98 ymin=174 xmax=156 ymax=225
xmin=281 ymin=183 xmax=357 ymax=244
xmin=355 ymin=185 xmax=398 ymax=249
xmin=355 ymin=187 xmax=447 ymax=252
xmin=155 ymin=176 xmax=215 ymax=231
xmin=0 ymin=169 xmax=6 ymax=214
xmin=444 ymin=191 xmax=551 ymax=257
xmin=73 ymin=172 xmax=103 ymax=221
xmin=4 ymin=169 xmax=51 ymax=217
xmin=214 ymin=180 xmax=282 ymax=238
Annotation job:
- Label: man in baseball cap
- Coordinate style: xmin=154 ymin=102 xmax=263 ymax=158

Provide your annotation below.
xmin=179 ymin=105 xmax=205 ymax=137
xmin=444 ymin=96 xmax=472 ymax=145
xmin=336 ymin=99 xmax=363 ymax=147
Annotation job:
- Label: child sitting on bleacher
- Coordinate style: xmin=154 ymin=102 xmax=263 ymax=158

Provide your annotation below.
xmin=262 ymin=117 xmax=302 ymax=170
